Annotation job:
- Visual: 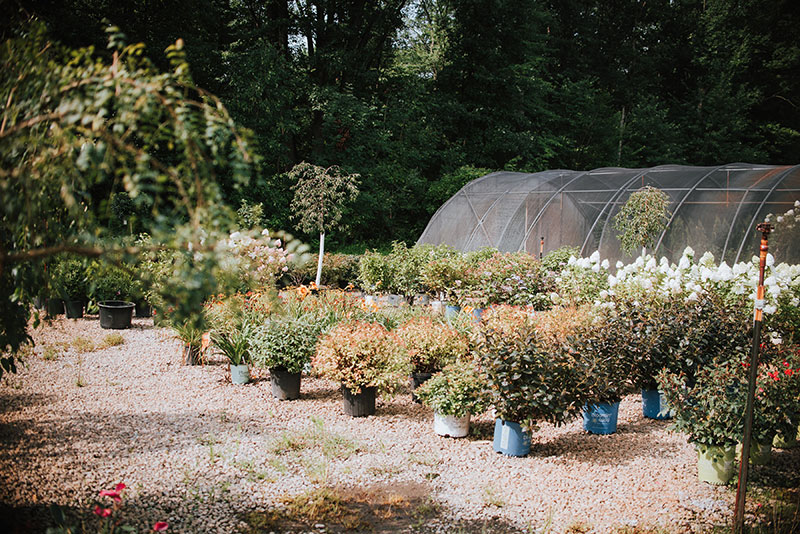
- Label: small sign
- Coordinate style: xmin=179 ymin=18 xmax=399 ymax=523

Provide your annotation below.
xmin=500 ymin=424 xmax=510 ymax=449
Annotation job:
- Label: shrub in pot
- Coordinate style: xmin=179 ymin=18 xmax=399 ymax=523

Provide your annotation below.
xmin=252 ymin=313 xmax=322 ymax=400
xmin=52 ymin=257 xmax=88 ymax=318
xmin=414 ymin=360 xmax=489 ymax=438
xmin=394 ymin=317 xmax=469 ymax=401
xmin=476 ymin=306 xmax=594 ymax=455
xmin=313 ymin=320 xmax=409 ymax=417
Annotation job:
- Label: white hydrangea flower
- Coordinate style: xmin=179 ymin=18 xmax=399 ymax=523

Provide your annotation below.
xmin=608 ymin=274 xmax=617 ymax=287
xmin=615 ymin=261 xmax=624 ymax=270
xmin=777 ymin=216 xmax=785 ymax=223
xmin=678 ymin=256 xmax=690 ymax=270
xmin=764 ymin=304 xmax=777 ymax=314
xmin=589 ymin=250 xmax=600 ymax=263
xmin=683 ymin=246 xmax=694 ymax=258
xmin=766 ymin=253 xmax=775 ymax=267
xmin=601 ymin=259 xmax=610 ymax=270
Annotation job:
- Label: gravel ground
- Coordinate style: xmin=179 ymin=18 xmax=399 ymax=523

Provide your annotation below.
xmin=1 ymin=315 xmax=798 ymax=533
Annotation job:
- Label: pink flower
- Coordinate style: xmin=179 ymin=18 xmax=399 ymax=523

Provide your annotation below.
xmin=152 ymin=522 xmax=169 ymax=531
xmin=115 ymin=483 xmax=127 ymax=491
xmin=94 ymin=505 xmax=112 ymax=518
xmin=99 ymin=489 xmax=122 ymax=502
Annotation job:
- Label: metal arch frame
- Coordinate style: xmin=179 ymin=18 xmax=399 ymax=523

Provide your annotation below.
xmin=580 ymin=168 xmax=653 ymax=256
xmin=461 ymin=187 xmax=515 ymax=250
xmin=416 ymin=171 xmax=505 ymax=246
xmin=652 ymin=164 xmax=730 ymax=256
xmin=493 ymin=172 xmax=572 ymax=252
xmin=517 ymin=169 xmax=597 ymax=252
xmin=720 ymin=166 xmax=783 ymax=261
xmin=733 ymin=164 xmax=800 ymax=263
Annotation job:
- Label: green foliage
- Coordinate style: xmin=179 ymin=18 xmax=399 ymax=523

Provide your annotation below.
xmin=289 ymin=163 xmax=360 ymax=236
xmin=286 ymin=253 xmax=361 ymax=289
xmin=51 ymin=256 xmax=88 ymax=300
xmin=475 ymin=306 xmax=596 ymax=430
xmin=613 ymin=186 xmax=672 ymax=256
xmin=0 ymin=22 xmax=259 ymax=378
xmin=237 ymin=200 xmax=266 ymax=230
xmin=86 ymin=261 xmax=135 ymax=302
xmin=415 ymin=360 xmax=490 ymax=418
xmin=252 ymin=314 xmax=323 ymax=374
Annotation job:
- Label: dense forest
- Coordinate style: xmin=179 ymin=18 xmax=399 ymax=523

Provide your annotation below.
xmin=5 ymin=0 xmax=799 ymax=249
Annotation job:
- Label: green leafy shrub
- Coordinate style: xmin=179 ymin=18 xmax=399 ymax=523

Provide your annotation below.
xmin=415 ymin=360 xmax=490 ymax=418
xmin=52 ymin=257 xmax=88 ymax=300
xmin=86 ymin=261 xmax=135 ymax=302
xmin=613 ymin=186 xmax=671 ymax=256
xmin=476 ymin=306 xmax=595 ymax=430
xmin=252 ymin=314 xmax=323 ymax=373
xmin=286 ymin=253 xmax=361 ymax=288
xmin=456 ymin=252 xmax=548 ymax=309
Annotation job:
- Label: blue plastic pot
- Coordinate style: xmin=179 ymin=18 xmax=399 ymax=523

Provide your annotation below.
xmin=641 ymin=389 xmax=673 ymax=420
xmin=493 ymin=419 xmax=531 ymax=457
xmin=444 ymin=305 xmax=461 ymax=320
xmin=471 ymin=307 xmax=484 ymax=322
xmin=582 ymin=401 xmax=620 ymax=435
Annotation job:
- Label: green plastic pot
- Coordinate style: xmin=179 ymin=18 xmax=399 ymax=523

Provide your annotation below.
xmin=773 ymin=426 xmax=799 ymax=449
xmin=736 ymin=440 xmax=772 ymax=465
xmin=697 ymin=444 xmax=735 ymax=485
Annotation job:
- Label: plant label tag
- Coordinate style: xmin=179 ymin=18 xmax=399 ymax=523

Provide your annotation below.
xmin=501 ymin=424 xmax=510 ymax=449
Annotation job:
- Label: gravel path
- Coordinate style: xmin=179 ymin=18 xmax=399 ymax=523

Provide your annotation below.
xmin=1 ymin=316 xmax=798 ymax=533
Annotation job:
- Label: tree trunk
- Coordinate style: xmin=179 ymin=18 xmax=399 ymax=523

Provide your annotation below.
xmin=315 ymin=232 xmax=325 ymax=287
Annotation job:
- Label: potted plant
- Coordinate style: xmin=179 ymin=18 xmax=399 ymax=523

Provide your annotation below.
xmin=53 ymin=257 xmax=88 ymax=318
xmin=476 ymin=306 xmax=593 ymax=456
xmin=88 ymin=261 xmax=136 ymax=328
xmin=212 ymin=325 xmax=252 ymax=384
xmin=414 ymin=360 xmax=489 ymax=438
xmin=169 ymin=318 xmax=206 ymax=366
xmin=394 ymin=317 xmax=469 ymax=402
xmin=313 ymin=320 xmax=409 ymax=417
xmin=252 ymin=313 xmax=322 ymax=400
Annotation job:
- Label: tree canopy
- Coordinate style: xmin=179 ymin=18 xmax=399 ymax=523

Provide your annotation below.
xmin=3 ymin=0 xmax=799 ymax=249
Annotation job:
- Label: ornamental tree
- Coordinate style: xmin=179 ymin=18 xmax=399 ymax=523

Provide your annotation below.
xmin=0 ymin=22 xmax=262 ymax=378
xmin=289 ymin=162 xmax=359 ymax=287
xmin=613 ymin=185 xmax=671 ymax=256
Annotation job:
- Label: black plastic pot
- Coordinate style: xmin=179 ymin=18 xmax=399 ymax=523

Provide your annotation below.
xmin=342 ymin=385 xmax=376 ymax=417
xmin=64 ymin=300 xmax=84 ymax=319
xmin=46 ymin=298 xmax=64 ymax=317
xmin=135 ymin=302 xmax=152 ymax=318
xmin=270 ymin=367 xmax=302 ymax=400
xmin=98 ymin=300 xmax=135 ymax=329
xmin=410 ymin=372 xmax=434 ymax=404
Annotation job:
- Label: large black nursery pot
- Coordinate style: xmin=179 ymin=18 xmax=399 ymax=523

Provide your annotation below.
xmin=135 ymin=302 xmax=152 ymax=318
xmin=46 ymin=298 xmax=64 ymax=317
xmin=342 ymin=385 xmax=376 ymax=417
xmin=64 ymin=300 xmax=84 ymax=319
xmin=98 ymin=300 xmax=135 ymax=329
xmin=270 ymin=367 xmax=302 ymax=400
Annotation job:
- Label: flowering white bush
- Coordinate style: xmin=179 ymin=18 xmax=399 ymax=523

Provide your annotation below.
xmin=552 ymin=244 xmax=800 ymax=341
xmin=221 ymin=229 xmax=292 ymax=289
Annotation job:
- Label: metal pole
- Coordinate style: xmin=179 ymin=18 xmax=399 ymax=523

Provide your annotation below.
xmin=733 ymin=222 xmax=772 ymax=532
xmin=540 ymin=237 xmax=544 ymax=260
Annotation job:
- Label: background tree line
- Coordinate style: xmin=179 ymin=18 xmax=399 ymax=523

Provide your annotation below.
xmin=5 ymin=0 xmax=799 ymax=250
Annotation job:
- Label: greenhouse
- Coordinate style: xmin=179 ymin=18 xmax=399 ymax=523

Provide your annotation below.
xmin=418 ymin=163 xmax=800 ymax=265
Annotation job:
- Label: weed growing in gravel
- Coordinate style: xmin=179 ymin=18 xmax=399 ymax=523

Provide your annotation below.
xmin=267 ymin=456 xmax=289 ymax=474
xmin=407 ymin=452 xmax=439 ymax=467
xmin=42 ymin=344 xmax=61 ymax=361
xmin=367 ymin=462 xmax=403 ymax=477
xmin=482 ymin=486 xmax=505 ymax=508
xmin=268 ymin=417 xmax=360 ymax=460
xmin=283 ymin=487 xmax=367 ymax=530
xmin=301 ymin=454 xmax=330 ymax=485
xmin=235 ymin=459 xmax=274 ymax=482
xmin=74 ymin=356 xmax=85 ymax=387
xmin=101 ymin=333 xmax=125 ymax=348
xmin=71 ymin=336 xmax=96 ymax=353
xmin=565 ymin=520 xmax=593 ymax=533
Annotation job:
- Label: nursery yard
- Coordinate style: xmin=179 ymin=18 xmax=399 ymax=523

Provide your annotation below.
xmin=1 ymin=316 xmax=798 ymax=534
